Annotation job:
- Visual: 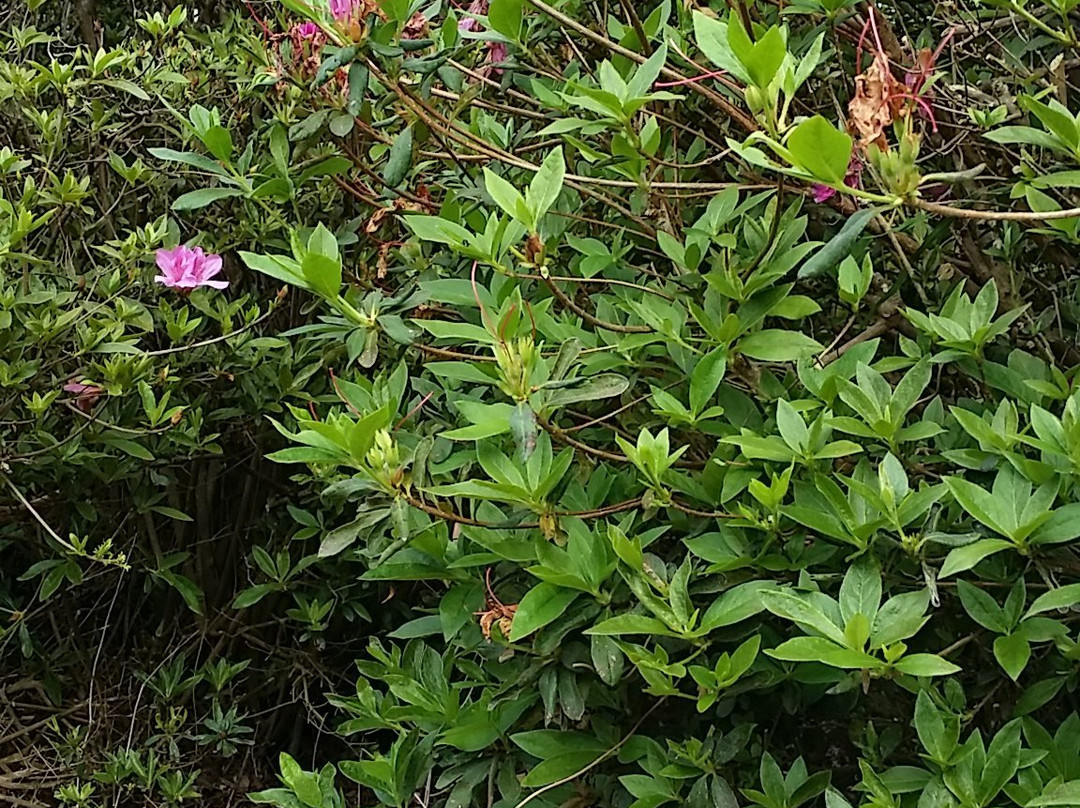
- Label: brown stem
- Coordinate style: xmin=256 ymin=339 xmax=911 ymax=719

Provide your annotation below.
xmin=524 ymin=0 xmax=757 ymax=133
xmin=912 ymin=197 xmax=1080 ymax=221
xmin=670 ymin=499 xmax=735 ymax=519
xmin=616 ymin=0 xmax=653 ymax=55
xmin=543 ymin=276 xmax=652 ymax=334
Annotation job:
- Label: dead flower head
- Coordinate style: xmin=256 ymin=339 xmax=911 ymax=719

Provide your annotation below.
xmin=476 ymin=568 xmax=517 ymax=641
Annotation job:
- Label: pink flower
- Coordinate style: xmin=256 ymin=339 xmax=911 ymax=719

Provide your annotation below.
xmin=486 ymin=41 xmax=507 ymax=75
xmin=811 ymin=157 xmax=864 ymax=203
xmin=458 ymin=0 xmax=487 ymax=32
xmin=154 ymin=245 xmax=228 ymax=291
xmin=292 ymin=21 xmax=320 ymax=38
xmin=64 ymin=382 xmax=103 ymax=413
xmin=329 ymin=0 xmax=359 ymax=21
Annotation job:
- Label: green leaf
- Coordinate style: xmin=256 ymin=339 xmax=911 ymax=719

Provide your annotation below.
xmin=383 ymin=126 xmax=413 ymax=187
xmin=798 ymin=206 xmax=882 ymax=279
xmin=944 ymin=477 xmax=1009 ymax=536
xmin=626 ymin=43 xmax=670 ymax=99
xmin=978 ymin=719 xmax=1022 ymax=805
xmin=775 ymin=399 xmax=809 ymax=453
xmin=521 ymin=751 xmax=603 ymax=787
xmin=148 ymin=147 xmax=228 ymax=175
xmin=993 ymin=633 xmax=1030 ymax=681
xmin=1028 ymin=781 xmax=1080 ymax=806
xmin=509 ymin=583 xmax=578 ymax=640
xmin=839 ymin=556 xmax=881 ymax=627
xmin=99 ymin=77 xmax=151 ymax=100
xmin=586 ymin=614 xmax=679 ymax=637
xmin=100 ymin=437 xmax=154 ymax=460
xmin=526 ymin=147 xmax=565 ymax=225
xmin=404 ymin=215 xmax=473 ymax=245
xmin=761 ymin=589 xmax=847 ymax=646
xmin=512 ymin=730 xmax=607 ymax=759
xmin=787 ymin=116 xmax=853 ymax=185
xmin=232 ymin=584 xmax=277 ymax=609
xmin=699 ymin=581 xmax=774 ymax=632
xmin=1031 ymin=503 xmax=1080 ymax=544
xmin=1024 ymin=583 xmax=1080 ymax=618
xmin=738 ymin=330 xmax=823 ymax=362
xmin=160 ymin=572 xmax=204 ymax=615
xmin=590 ymin=634 xmax=624 ymax=685
xmin=545 ymin=373 xmax=629 ymax=410
xmin=239 ymin=252 xmax=310 ymax=290
xmin=171 ymin=187 xmax=244 ymax=210
xmin=1019 ymin=95 xmax=1079 ymax=149
xmin=768 ymin=636 xmax=881 ymax=668
xmin=301 ymin=224 xmax=343 ymax=299
xmin=727 ymin=18 xmax=786 ymax=89
xmin=938 ymin=538 xmax=1014 ymax=578
xmin=892 ymin=654 xmax=961 ymax=677
xmin=692 ymin=13 xmax=746 ymax=81
xmin=200 ymin=124 xmax=233 ymax=162
xmin=957 ymin=580 xmax=1007 ymax=632
xmin=487 ymin=0 xmax=523 ymax=40
xmin=690 ymin=347 xmax=727 ymax=415
xmin=984 ymin=126 xmax=1063 ymax=151
xmin=483 ymin=168 xmax=529 ymax=224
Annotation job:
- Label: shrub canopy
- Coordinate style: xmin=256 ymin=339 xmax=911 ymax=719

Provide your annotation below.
xmin=4 ymin=0 xmax=1080 ymax=807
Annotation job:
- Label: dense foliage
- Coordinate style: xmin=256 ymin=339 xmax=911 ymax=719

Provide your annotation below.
xmin=5 ymin=0 xmax=1080 ymax=806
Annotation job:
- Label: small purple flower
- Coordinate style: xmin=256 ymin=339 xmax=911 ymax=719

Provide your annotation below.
xmin=154 ymin=245 xmax=228 ymax=292
xmin=292 ymin=21 xmax=320 ymax=38
xmin=811 ymin=157 xmax=864 ymax=203
xmin=64 ymin=382 xmax=103 ymax=413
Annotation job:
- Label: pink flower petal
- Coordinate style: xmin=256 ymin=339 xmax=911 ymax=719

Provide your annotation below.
xmin=153 ymin=244 xmax=227 ymax=292
xmin=201 ymin=253 xmax=223 ymax=278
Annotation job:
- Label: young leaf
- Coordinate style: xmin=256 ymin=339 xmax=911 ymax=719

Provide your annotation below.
xmin=786 ymin=116 xmax=853 ymax=185
xmin=525 ymin=147 xmax=565 ymax=228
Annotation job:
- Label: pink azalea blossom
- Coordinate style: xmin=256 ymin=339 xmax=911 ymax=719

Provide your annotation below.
xmin=154 ymin=245 xmax=228 ymax=292
xmin=329 ymin=0 xmax=360 ymax=21
xmin=458 ymin=0 xmax=487 ymax=32
xmin=63 ymin=382 xmax=103 ymax=413
xmin=811 ymin=157 xmax=864 ymax=203
xmin=292 ymin=21 xmax=320 ymax=38
xmin=486 ymin=41 xmax=507 ymax=75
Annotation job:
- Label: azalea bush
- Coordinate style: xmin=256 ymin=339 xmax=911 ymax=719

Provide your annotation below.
xmin=7 ymin=0 xmax=1080 ymax=806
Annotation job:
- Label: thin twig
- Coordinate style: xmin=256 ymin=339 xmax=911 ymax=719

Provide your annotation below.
xmin=544 ymin=276 xmax=652 ymax=334
xmin=524 ymin=0 xmax=756 ymax=132
xmin=912 ymin=197 xmax=1080 ymax=220
xmin=513 ymin=698 xmax=667 ymax=808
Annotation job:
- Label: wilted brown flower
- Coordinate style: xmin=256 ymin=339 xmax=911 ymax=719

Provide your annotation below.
xmin=476 ymin=568 xmax=517 ymax=641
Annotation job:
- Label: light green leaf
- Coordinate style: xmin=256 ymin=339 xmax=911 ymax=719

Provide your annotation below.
xmin=787 ymin=116 xmax=853 ymax=185
xmin=526 ymin=147 xmax=565 ymax=226
xmin=892 ymin=654 xmax=961 ymax=677
xmin=487 ymin=0 xmax=523 ymax=40
xmin=993 ymin=633 xmax=1030 ymax=681
xmin=739 ymin=330 xmax=823 ymax=362
xmin=171 ymin=187 xmax=244 ymax=210
xmin=938 ymin=538 xmax=1014 ymax=578
xmin=1024 ymin=583 xmax=1080 ymax=619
